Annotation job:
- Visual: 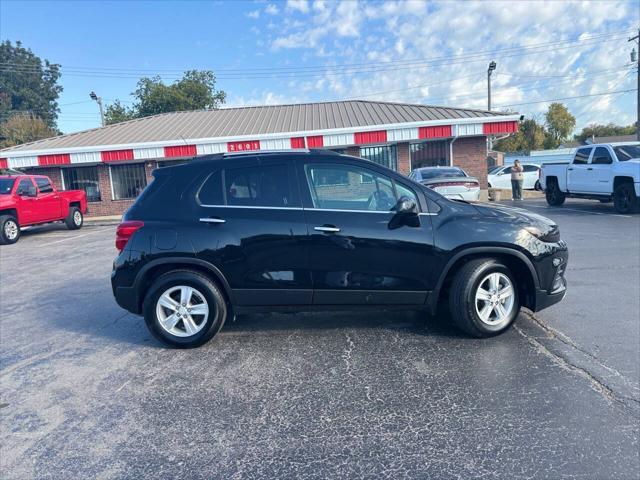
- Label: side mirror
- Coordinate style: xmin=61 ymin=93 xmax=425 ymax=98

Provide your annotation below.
xmin=393 ymin=196 xmax=417 ymax=215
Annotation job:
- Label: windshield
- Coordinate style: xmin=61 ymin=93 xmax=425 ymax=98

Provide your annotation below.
xmin=488 ymin=166 xmax=502 ymax=174
xmin=613 ymin=144 xmax=640 ymax=161
xmin=419 ymin=168 xmax=466 ymax=180
xmin=0 ymin=178 xmax=15 ymax=194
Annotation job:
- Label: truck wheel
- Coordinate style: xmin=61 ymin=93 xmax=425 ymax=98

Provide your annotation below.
xmin=613 ymin=183 xmax=638 ymax=214
xmin=545 ymin=181 xmax=565 ymax=206
xmin=0 ymin=215 xmax=21 ymax=245
xmin=143 ymin=270 xmax=227 ymax=348
xmin=65 ymin=207 xmax=83 ymax=230
xmin=448 ymin=258 xmax=520 ymax=338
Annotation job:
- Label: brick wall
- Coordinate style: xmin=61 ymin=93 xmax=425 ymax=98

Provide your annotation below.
xmin=451 ymin=137 xmax=488 ymax=189
xmin=345 ymin=146 xmax=360 ymax=157
xmin=397 ymin=142 xmax=410 ymax=175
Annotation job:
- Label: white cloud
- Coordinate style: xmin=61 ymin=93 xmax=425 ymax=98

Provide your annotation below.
xmin=287 ymin=0 xmax=310 ymax=13
xmin=264 ymin=3 xmax=279 ymax=15
xmin=246 ymin=9 xmax=260 ymax=19
xmin=255 ymin=0 xmax=639 ymax=130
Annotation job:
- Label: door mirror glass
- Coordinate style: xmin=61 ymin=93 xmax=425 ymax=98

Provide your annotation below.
xmin=393 ymin=196 xmax=417 ymax=214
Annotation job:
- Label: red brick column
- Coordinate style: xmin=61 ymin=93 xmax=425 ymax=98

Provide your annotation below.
xmin=396 ymin=142 xmax=410 ymax=175
xmin=451 ymin=137 xmax=488 ymax=189
xmin=345 ymin=146 xmax=360 ymax=157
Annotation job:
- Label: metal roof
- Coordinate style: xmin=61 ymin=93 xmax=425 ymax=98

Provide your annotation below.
xmin=1 ymin=100 xmax=510 ymax=154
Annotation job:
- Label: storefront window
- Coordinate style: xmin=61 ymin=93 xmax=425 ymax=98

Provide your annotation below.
xmin=410 ymin=141 xmax=448 ymax=169
xmin=360 ymin=145 xmax=397 ymax=171
xmin=110 ymin=164 xmax=147 ymax=200
xmin=62 ymin=166 xmax=101 ymax=202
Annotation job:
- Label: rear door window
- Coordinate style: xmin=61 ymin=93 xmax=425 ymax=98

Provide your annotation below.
xmin=573 ymin=148 xmax=592 ymax=164
xmin=225 ymin=164 xmax=294 ymax=208
xmin=523 ymin=165 xmax=539 ymax=172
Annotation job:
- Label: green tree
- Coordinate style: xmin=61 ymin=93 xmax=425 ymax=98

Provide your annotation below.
xmin=104 ymin=100 xmax=136 ymax=125
xmin=493 ymin=118 xmax=547 ymax=153
xmin=0 ymin=113 xmax=57 ymax=148
xmin=105 ymin=70 xmax=226 ymax=125
xmin=544 ymin=103 xmax=575 ymax=149
xmin=0 ymin=40 xmax=62 ymax=128
xmin=574 ymin=122 xmax=637 ymax=143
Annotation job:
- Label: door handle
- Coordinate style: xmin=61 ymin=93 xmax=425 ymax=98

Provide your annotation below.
xmin=587 ymin=167 xmax=593 ymax=171
xmin=199 ymin=217 xmax=226 ymax=224
xmin=567 ymin=168 xmax=574 ymax=171
xmin=314 ymin=225 xmax=340 ymax=233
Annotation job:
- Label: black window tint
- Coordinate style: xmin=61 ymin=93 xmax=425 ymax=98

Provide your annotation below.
xmin=523 ymin=165 xmax=539 ymax=172
xmin=574 ymin=148 xmax=591 ymax=164
xmin=35 ymin=177 xmax=53 ymax=193
xmin=0 ymin=178 xmax=15 ymax=194
xmin=225 ymin=164 xmax=292 ymax=207
xmin=198 ymin=170 xmax=224 ymax=205
xmin=502 ymin=166 xmax=512 ymax=174
xmin=592 ymin=147 xmax=613 ymax=165
xmin=62 ymin=166 xmax=101 ymax=202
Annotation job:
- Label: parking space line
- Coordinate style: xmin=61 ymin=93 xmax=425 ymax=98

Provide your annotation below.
xmin=36 ymin=227 xmax=112 ymax=246
xmin=500 ymin=203 xmax=633 ymax=218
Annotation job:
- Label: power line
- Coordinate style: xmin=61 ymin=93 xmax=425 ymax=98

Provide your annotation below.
xmin=0 ymin=32 xmax=631 ymax=80
xmin=496 ymin=89 xmax=638 ymax=108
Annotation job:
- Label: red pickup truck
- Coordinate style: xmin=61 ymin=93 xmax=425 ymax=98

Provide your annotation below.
xmin=0 ymin=174 xmax=87 ymax=245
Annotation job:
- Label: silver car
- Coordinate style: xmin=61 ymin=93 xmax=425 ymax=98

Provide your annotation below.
xmin=409 ymin=167 xmax=481 ymax=201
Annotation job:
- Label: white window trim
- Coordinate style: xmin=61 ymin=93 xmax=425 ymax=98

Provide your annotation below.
xmin=109 ymin=165 xmax=116 ymax=201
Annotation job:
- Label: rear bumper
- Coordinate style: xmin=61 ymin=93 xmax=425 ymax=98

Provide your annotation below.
xmin=112 ymin=283 xmax=142 ymax=314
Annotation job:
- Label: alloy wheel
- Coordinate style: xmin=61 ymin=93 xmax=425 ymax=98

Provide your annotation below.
xmin=73 ymin=211 xmax=82 ymax=226
xmin=4 ymin=220 xmax=18 ymax=240
xmin=155 ymin=285 xmax=210 ymax=337
xmin=474 ymin=272 xmax=515 ymax=326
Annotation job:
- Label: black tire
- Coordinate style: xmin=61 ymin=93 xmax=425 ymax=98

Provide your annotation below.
xmin=598 ymin=199 xmax=611 ymax=203
xmin=534 ymin=180 xmax=541 ymax=191
xmin=0 ymin=215 xmax=21 ymax=245
xmin=65 ymin=206 xmax=83 ymax=230
xmin=545 ymin=180 xmax=566 ymax=206
xmin=448 ymin=258 xmax=520 ymax=338
xmin=143 ymin=270 xmax=227 ymax=348
xmin=613 ymin=183 xmax=638 ymax=214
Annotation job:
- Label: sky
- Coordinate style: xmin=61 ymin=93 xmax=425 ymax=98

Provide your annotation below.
xmin=1 ymin=0 xmax=638 ymax=135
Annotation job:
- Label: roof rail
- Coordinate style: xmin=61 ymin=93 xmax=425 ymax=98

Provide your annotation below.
xmin=223 ymin=148 xmax=311 ymax=157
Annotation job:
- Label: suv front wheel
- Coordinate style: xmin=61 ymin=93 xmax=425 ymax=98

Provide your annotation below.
xmin=448 ymin=258 xmax=520 ymax=337
xmin=143 ymin=270 xmax=227 ymax=348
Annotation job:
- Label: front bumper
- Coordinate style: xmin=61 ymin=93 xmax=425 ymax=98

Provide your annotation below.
xmin=533 ymin=279 xmax=567 ymax=311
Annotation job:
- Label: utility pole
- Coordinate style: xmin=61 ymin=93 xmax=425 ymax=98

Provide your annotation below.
xmin=90 ymin=91 xmax=105 ymax=127
xmin=629 ymin=28 xmax=639 ymax=140
xmin=487 ymin=61 xmax=497 ymax=111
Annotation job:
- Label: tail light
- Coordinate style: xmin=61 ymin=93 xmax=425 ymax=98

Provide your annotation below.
xmin=116 ymin=220 xmax=144 ymax=251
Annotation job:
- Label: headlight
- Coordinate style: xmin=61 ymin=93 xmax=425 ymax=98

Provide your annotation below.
xmin=524 ymin=225 xmax=560 ymax=243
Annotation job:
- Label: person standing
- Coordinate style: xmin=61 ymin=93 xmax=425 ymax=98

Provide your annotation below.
xmin=511 ymin=159 xmax=524 ymax=200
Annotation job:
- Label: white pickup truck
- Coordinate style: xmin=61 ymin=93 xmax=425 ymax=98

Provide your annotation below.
xmin=540 ymin=142 xmax=640 ymax=213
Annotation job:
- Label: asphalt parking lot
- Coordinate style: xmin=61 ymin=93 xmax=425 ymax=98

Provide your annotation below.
xmin=1 ymin=199 xmax=639 ymax=479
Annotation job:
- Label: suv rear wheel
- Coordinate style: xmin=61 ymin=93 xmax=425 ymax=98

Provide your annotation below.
xmin=448 ymin=258 xmax=520 ymax=337
xmin=0 ymin=215 xmax=20 ymax=245
xmin=545 ymin=180 xmax=566 ymax=206
xmin=143 ymin=270 xmax=227 ymax=348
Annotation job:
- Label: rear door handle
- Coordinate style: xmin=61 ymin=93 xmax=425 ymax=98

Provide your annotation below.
xmin=587 ymin=167 xmax=593 ymax=171
xmin=314 ymin=225 xmax=340 ymax=233
xmin=567 ymin=168 xmax=574 ymax=171
xmin=200 ymin=217 xmax=226 ymax=224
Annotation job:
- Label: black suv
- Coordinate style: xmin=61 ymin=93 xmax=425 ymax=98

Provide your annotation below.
xmin=111 ymin=150 xmax=568 ymax=348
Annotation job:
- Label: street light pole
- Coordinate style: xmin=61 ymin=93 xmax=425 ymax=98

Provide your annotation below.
xmin=487 ymin=61 xmax=497 ymax=111
xmin=90 ymin=91 xmax=105 ymax=127
xmin=629 ymin=29 xmax=640 ymax=140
